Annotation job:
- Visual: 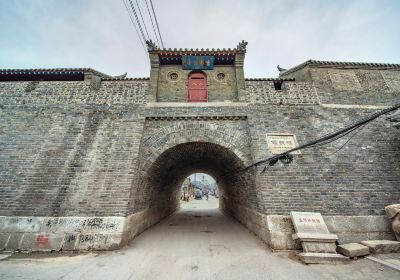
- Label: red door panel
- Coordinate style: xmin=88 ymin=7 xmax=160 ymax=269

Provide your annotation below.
xmin=188 ymin=72 xmax=207 ymax=102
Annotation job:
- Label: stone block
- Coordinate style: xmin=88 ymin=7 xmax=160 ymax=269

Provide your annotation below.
xmin=5 ymin=233 xmax=23 ymax=250
xmin=325 ymin=216 xmax=391 ymax=234
xmin=265 ymin=215 xmax=295 ymax=232
xmin=0 ymin=233 xmax=10 ymax=250
xmin=75 ymin=233 xmax=122 ymax=250
xmin=82 ymin=217 xmax=125 ymax=234
xmin=361 ymin=240 xmax=400 ymax=254
xmin=302 ymin=242 xmax=336 ymax=253
xmin=336 ymin=243 xmax=370 ymax=258
xmin=267 ymin=231 xmax=300 ymax=250
xmin=62 ymin=234 xmax=78 ymax=251
xmin=384 ymin=204 xmax=400 ymax=219
xmin=292 ymin=233 xmax=338 ymax=242
xmin=298 ymin=252 xmax=350 ymax=264
xmin=0 ymin=217 xmax=42 ymax=233
xmin=20 ymin=233 xmax=64 ymax=251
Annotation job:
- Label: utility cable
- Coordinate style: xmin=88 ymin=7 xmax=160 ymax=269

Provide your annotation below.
xmin=123 ymin=0 xmax=147 ymax=52
xmin=135 ymin=0 xmax=151 ymax=40
xmin=128 ymin=0 xmax=147 ymax=44
xmin=325 ymin=124 xmax=367 ymax=156
xmin=224 ymin=102 xmax=400 ymax=178
xmin=149 ymin=0 xmax=164 ymax=48
xmin=144 ymin=0 xmax=161 ymax=47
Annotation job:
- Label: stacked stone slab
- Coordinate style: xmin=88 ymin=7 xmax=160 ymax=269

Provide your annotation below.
xmin=290 ymin=212 xmax=349 ymax=264
xmin=336 ymin=243 xmax=370 ymax=258
xmin=361 ymin=240 xmax=400 ymax=254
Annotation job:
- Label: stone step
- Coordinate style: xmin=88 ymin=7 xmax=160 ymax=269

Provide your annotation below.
xmin=298 ymin=252 xmax=350 ymax=264
xmin=337 ymin=243 xmax=370 ymax=258
xmin=360 ymin=240 xmax=400 ymax=254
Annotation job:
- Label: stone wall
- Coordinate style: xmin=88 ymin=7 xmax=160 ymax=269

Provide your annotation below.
xmin=280 ymin=66 xmax=400 ymax=105
xmin=248 ymin=104 xmax=400 ymax=216
xmin=0 ymin=80 xmax=148 ymax=106
xmin=0 ymin=73 xmax=399 ymax=251
xmin=245 ymin=80 xmax=319 ymax=105
xmin=0 ymin=104 xmax=145 ymax=217
xmin=157 ymin=65 xmax=238 ymax=102
xmin=310 ymin=68 xmax=400 ymax=105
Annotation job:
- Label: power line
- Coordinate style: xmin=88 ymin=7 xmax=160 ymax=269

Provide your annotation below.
xmin=135 ymin=0 xmax=151 ymax=40
xmin=144 ymin=0 xmax=161 ymax=47
xmin=128 ymin=0 xmax=147 ymax=44
xmin=220 ymin=102 xmax=400 ymax=179
xmin=149 ymin=0 xmax=164 ymax=48
xmin=123 ymin=0 xmax=146 ymax=52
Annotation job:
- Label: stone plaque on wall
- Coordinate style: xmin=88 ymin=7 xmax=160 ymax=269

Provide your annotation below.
xmin=290 ymin=212 xmax=330 ymax=234
xmin=266 ymin=133 xmax=300 ymax=154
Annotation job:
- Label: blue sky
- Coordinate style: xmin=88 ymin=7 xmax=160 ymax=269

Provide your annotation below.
xmin=0 ymin=0 xmax=399 ymax=77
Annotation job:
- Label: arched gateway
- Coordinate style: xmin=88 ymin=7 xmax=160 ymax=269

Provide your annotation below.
xmin=0 ymin=41 xmax=399 ymax=252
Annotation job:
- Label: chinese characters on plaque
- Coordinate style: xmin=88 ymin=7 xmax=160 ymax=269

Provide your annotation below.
xmin=290 ymin=212 xmax=330 ymax=234
xmin=182 ymin=56 xmax=215 ymax=70
xmin=266 ymin=133 xmax=300 ymax=154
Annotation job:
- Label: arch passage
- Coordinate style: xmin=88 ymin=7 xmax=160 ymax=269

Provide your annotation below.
xmin=187 ymin=72 xmax=207 ymax=102
xmin=133 ymin=142 xmax=256 ymax=220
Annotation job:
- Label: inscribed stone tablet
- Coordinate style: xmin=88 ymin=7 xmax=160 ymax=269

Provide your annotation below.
xmin=290 ymin=212 xmax=329 ymax=234
xmin=266 ymin=133 xmax=300 ymax=155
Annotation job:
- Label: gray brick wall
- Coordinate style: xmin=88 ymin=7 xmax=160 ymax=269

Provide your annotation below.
xmin=280 ymin=66 xmax=400 ymax=105
xmin=0 ymin=76 xmax=399 ymax=221
xmin=245 ymin=80 xmax=319 ymax=105
xmin=0 ymin=80 xmax=148 ymax=106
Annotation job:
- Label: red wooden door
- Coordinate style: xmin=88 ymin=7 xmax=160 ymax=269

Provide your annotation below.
xmin=187 ymin=72 xmax=207 ymax=102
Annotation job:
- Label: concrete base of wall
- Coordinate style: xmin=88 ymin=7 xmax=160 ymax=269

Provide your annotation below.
xmin=0 ymin=204 xmax=176 ymax=252
xmin=220 ymin=198 xmax=395 ymax=250
xmin=1 ymin=200 xmax=395 ymax=252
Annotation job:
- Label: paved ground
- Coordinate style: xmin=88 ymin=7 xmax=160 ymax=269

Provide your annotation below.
xmin=0 ymin=197 xmax=399 ymax=280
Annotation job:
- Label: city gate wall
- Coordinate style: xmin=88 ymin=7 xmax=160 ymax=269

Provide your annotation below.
xmin=0 ymin=69 xmax=399 ymax=251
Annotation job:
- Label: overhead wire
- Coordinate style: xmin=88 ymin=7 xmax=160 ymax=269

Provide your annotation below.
xmin=149 ymin=0 xmax=164 ymax=48
xmin=325 ymin=123 xmax=367 ymax=156
xmin=128 ymin=0 xmax=147 ymax=44
xmin=220 ymin=102 xmax=400 ymax=179
xmin=135 ymin=0 xmax=151 ymax=40
xmin=123 ymin=0 xmax=146 ymax=52
xmin=144 ymin=0 xmax=161 ymax=47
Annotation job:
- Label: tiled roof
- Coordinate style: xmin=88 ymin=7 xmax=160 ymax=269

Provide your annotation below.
xmin=0 ymin=68 xmax=111 ymax=78
xmin=245 ymin=78 xmax=295 ymax=81
xmin=281 ymin=60 xmax=400 ymax=75
xmin=101 ymin=77 xmax=149 ymax=81
xmin=155 ymin=48 xmax=239 ymax=56
xmin=148 ymin=40 xmax=248 ymax=57
xmin=0 ymin=68 xmax=114 ymax=82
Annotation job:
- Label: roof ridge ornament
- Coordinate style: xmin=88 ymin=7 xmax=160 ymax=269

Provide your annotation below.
xmin=237 ymin=40 xmax=248 ymax=52
xmin=113 ymin=72 xmax=127 ymax=79
xmin=145 ymin=39 xmax=159 ymax=51
xmin=277 ymin=65 xmax=287 ymax=72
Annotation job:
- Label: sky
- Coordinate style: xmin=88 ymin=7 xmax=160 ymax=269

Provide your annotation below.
xmin=0 ymin=0 xmax=399 ymax=78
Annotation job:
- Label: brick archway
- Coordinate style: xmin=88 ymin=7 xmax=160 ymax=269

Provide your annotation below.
xmin=128 ymin=117 xmax=257 ymax=228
